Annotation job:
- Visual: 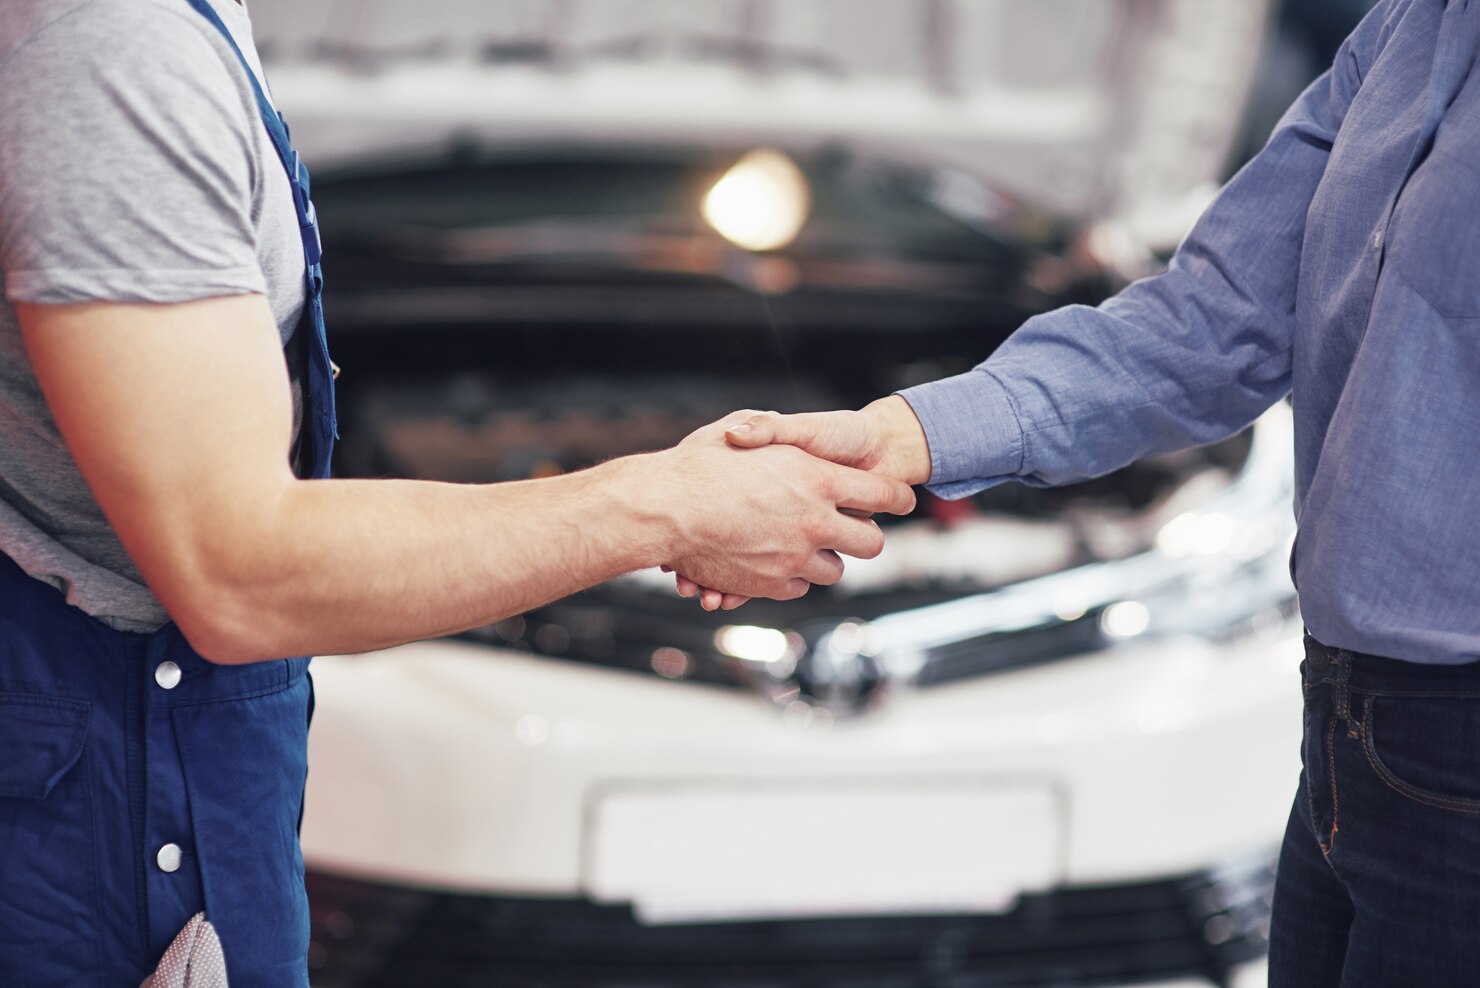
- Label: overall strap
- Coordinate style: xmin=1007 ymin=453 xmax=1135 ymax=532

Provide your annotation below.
xmin=181 ymin=0 xmax=338 ymax=479
xmin=180 ymin=0 xmax=321 ymax=268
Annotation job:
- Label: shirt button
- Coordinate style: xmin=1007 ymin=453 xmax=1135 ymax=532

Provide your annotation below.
xmin=154 ymin=661 xmax=181 ymax=690
xmin=157 ymin=843 xmax=183 ymax=873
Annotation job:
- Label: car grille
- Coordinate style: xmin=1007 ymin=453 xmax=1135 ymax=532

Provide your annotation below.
xmin=305 ymin=857 xmax=1273 ymax=987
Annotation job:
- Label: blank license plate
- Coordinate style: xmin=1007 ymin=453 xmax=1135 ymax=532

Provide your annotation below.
xmin=584 ymin=780 xmax=1062 ymax=924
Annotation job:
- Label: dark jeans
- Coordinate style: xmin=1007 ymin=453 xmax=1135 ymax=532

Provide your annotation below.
xmin=1269 ymin=636 xmax=1480 ymax=986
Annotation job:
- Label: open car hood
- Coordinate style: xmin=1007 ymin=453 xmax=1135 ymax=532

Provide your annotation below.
xmin=250 ymin=0 xmax=1272 ymax=248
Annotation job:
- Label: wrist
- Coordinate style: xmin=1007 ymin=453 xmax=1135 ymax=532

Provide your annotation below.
xmin=589 ymin=451 xmax=687 ymax=571
xmin=863 ymin=395 xmax=932 ymax=485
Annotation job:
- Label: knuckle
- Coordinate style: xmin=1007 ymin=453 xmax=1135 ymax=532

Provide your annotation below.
xmin=811 ymin=467 xmax=837 ymax=501
xmin=799 ymin=516 xmax=829 ymax=547
xmin=791 ymin=549 xmax=818 ymax=579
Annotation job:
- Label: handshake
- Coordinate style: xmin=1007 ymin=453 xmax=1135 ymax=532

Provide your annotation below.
xmin=647 ymin=395 xmax=932 ymax=611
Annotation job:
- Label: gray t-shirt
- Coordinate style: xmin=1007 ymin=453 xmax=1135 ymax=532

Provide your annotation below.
xmin=0 ymin=0 xmax=305 ymax=632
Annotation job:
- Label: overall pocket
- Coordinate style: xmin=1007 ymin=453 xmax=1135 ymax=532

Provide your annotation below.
xmin=1360 ymin=692 xmax=1480 ymax=814
xmin=0 ymin=692 xmax=102 ymax=985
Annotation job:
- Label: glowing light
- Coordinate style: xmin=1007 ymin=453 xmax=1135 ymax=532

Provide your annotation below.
xmin=702 ymin=149 xmax=811 ymax=252
xmin=781 ymin=699 xmax=815 ymax=730
xmin=827 ymin=621 xmax=881 ymax=657
xmin=1052 ymin=595 xmax=1089 ymax=622
xmin=715 ymin=625 xmax=792 ymax=664
xmin=650 ymin=647 xmax=691 ymax=679
xmin=1101 ymin=600 xmax=1151 ymax=639
xmin=534 ymin=623 xmax=570 ymax=654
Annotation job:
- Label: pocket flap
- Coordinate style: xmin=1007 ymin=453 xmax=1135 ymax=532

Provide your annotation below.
xmin=0 ymin=692 xmax=91 ymax=799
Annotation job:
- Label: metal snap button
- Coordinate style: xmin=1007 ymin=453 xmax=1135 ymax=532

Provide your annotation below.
xmin=155 ymin=661 xmax=182 ymax=690
xmin=157 ymin=843 xmax=183 ymax=874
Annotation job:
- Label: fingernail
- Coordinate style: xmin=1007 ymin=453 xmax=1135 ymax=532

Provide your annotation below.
xmin=729 ymin=423 xmax=752 ymax=433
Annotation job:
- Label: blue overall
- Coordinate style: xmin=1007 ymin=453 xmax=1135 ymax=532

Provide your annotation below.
xmin=0 ymin=3 xmax=336 ymax=983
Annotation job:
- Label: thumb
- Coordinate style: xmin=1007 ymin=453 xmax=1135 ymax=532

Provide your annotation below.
xmin=726 ymin=410 xmax=837 ymax=451
xmin=724 ymin=411 xmax=784 ymax=448
xmin=727 ymin=410 xmax=874 ymax=470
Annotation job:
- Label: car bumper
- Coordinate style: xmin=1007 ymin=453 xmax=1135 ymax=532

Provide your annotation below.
xmin=300 ymin=619 xmax=1304 ymax=894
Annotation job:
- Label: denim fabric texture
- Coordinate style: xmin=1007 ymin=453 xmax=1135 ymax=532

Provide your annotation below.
xmin=1268 ymin=637 xmax=1480 ymax=985
xmin=0 ymin=552 xmax=314 ymax=987
xmin=901 ymin=0 xmax=1480 ymax=665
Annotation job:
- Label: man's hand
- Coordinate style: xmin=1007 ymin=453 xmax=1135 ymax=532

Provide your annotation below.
xmin=724 ymin=396 xmax=933 ymax=484
xmin=645 ymin=411 xmax=917 ymax=604
xmin=667 ymin=397 xmax=932 ymax=609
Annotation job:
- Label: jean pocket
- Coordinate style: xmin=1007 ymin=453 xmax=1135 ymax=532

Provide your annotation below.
xmin=1360 ymin=692 xmax=1480 ymax=814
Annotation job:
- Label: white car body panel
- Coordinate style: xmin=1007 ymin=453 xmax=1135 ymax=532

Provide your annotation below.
xmin=300 ymin=620 xmax=1303 ymax=898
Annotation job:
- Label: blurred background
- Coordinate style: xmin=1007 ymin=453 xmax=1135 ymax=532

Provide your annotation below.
xmin=245 ymin=2 xmax=1373 ymax=985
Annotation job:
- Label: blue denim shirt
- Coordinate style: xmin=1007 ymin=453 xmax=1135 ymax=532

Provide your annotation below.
xmin=900 ymin=0 xmax=1480 ymax=665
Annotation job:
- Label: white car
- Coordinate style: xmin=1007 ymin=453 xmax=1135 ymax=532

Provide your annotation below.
xmin=249 ymin=2 xmax=1301 ymax=984
xmin=300 ymin=410 xmax=1300 ymax=987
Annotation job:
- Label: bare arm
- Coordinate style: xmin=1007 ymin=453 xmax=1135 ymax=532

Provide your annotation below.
xmin=19 ymin=295 xmax=914 ymax=664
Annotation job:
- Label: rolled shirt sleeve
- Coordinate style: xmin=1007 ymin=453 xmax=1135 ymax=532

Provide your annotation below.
xmin=900 ymin=0 xmax=1400 ymax=499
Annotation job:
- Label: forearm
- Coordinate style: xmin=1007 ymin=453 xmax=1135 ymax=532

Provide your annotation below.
xmin=904 ymin=91 xmax=1339 ymax=494
xmin=174 ymin=456 xmax=670 ymax=663
xmin=907 ymin=270 xmax=1296 ymax=495
xmin=900 ymin=7 xmax=1403 ymax=498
